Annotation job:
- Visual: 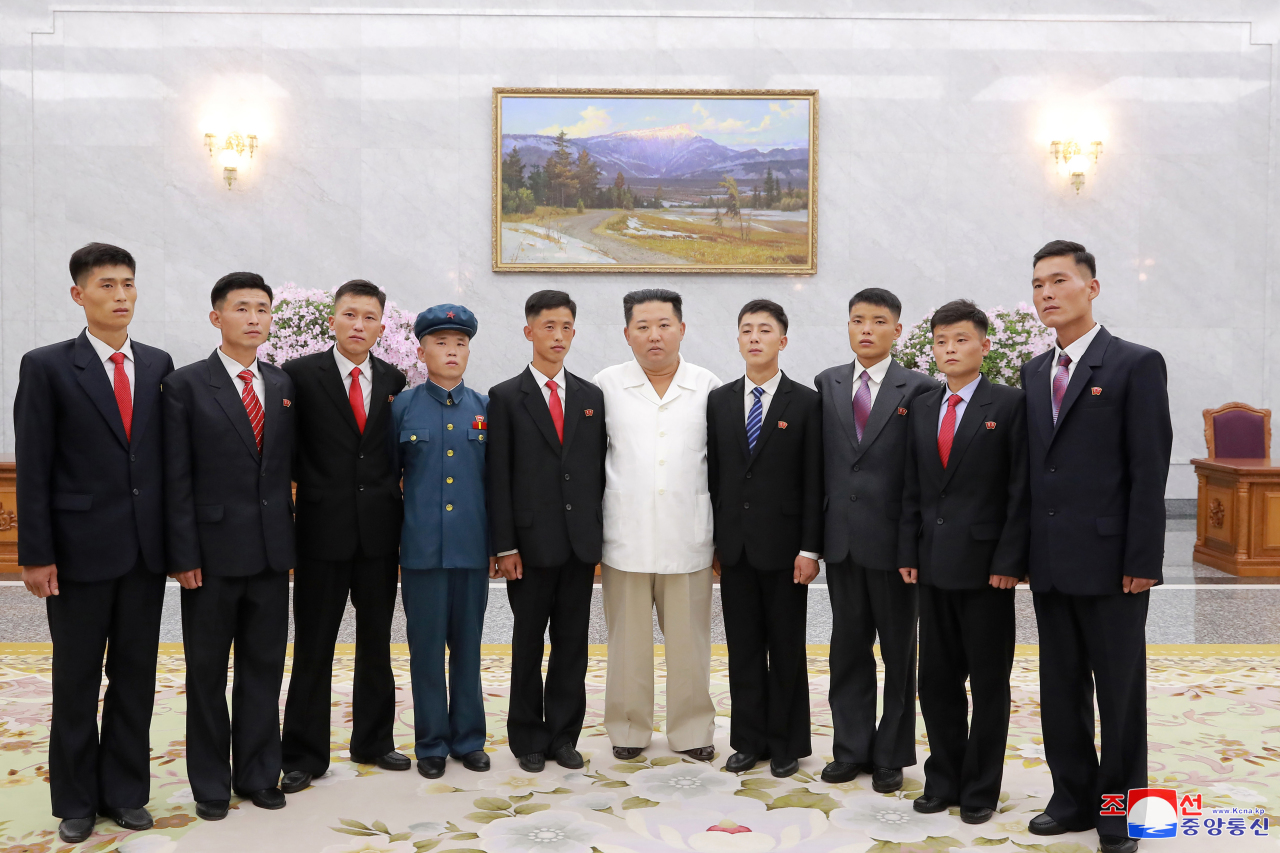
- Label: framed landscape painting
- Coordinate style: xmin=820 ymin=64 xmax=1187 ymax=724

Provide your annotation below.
xmin=492 ymin=88 xmax=818 ymax=274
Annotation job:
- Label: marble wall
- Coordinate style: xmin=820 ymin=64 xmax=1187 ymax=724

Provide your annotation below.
xmin=3 ymin=0 xmax=1280 ymax=498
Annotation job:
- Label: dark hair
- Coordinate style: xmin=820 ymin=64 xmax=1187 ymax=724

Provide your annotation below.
xmin=623 ymin=288 xmax=683 ymax=325
xmin=1033 ymin=239 xmax=1096 ymax=279
xmin=930 ymin=299 xmax=989 ymax=335
xmin=334 ymin=279 xmax=386 ymax=310
xmin=848 ymin=287 xmax=902 ymax=319
xmin=525 ymin=289 xmax=577 ymax=321
xmin=210 ymin=272 xmax=273 ymax=308
xmin=737 ymin=299 xmax=789 ymax=334
xmin=69 ymin=242 xmax=135 ymax=286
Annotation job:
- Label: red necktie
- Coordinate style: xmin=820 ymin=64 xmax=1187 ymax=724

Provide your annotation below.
xmin=1052 ymin=352 xmax=1072 ymax=425
xmin=937 ymin=393 xmax=962 ymax=468
xmin=109 ymin=352 xmax=133 ymax=441
xmin=238 ymin=369 xmax=264 ymax=452
xmin=546 ymin=379 xmax=564 ymax=444
xmin=349 ymin=366 xmax=366 ymax=433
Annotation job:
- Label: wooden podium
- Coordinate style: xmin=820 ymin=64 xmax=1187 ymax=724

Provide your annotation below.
xmin=1194 ymin=457 xmax=1280 ymax=576
xmin=0 ymin=454 xmax=15 ymax=569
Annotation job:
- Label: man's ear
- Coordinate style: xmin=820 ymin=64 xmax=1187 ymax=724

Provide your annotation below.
xmin=70 ymin=285 xmax=85 ymax=307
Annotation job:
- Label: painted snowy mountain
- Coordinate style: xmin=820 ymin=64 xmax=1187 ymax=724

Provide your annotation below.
xmin=501 ymin=123 xmax=809 ymax=183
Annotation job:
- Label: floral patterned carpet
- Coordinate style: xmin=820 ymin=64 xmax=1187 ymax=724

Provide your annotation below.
xmin=0 ymin=645 xmax=1277 ymax=853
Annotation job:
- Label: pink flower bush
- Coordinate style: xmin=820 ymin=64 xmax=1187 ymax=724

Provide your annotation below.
xmin=893 ymin=302 xmax=1055 ymax=387
xmin=259 ymin=283 xmax=427 ymax=386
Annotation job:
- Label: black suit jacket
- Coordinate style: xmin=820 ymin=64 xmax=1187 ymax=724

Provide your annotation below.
xmin=14 ymin=331 xmax=173 ymax=581
xmin=163 ymin=351 xmax=296 ymax=577
xmin=707 ymin=373 xmax=823 ymax=570
xmin=1020 ymin=326 xmax=1172 ymax=595
xmin=815 ymin=358 xmax=938 ymax=569
xmin=486 ymin=368 xmax=606 ymax=568
xmin=898 ymin=376 xmax=1030 ymax=589
xmin=283 ymin=348 xmax=407 ymax=561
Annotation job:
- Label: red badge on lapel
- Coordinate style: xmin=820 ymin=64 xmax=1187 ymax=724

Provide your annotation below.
xmin=985 ymin=421 xmax=996 ymax=430
xmin=584 ymin=409 xmax=594 ymax=417
xmin=778 ymin=421 xmax=788 ymax=429
xmin=1092 ymin=387 xmax=1102 ymax=396
xmin=387 ymin=394 xmax=395 ymax=402
xmin=897 ymin=407 xmax=908 ymax=416
xmin=283 ymin=399 xmax=291 ymax=407
xmin=472 ymin=414 xmax=486 ymax=429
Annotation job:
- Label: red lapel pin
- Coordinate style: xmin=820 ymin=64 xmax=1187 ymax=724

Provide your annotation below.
xmin=897 ymin=407 xmax=908 ymax=416
xmin=473 ymin=414 xmax=486 ymax=429
xmin=985 ymin=421 xmax=996 ymax=429
xmin=778 ymin=421 xmax=788 ymax=429
xmin=1091 ymin=387 xmax=1102 ymax=396
xmin=283 ymin=399 xmax=291 ymax=407
xmin=584 ymin=409 xmax=594 ymax=417
xmin=387 ymin=394 xmax=395 ymax=402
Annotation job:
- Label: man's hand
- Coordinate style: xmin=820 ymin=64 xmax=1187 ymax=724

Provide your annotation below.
xmin=712 ymin=551 xmax=722 ymax=577
xmin=1123 ymin=575 xmax=1157 ymax=594
xmin=793 ymin=555 xmax=820 ymax=585
xmin=21 ymin=564 xmax=58 ymax=598
xmin=170 ymin=568 xmax=203 ymax=589
xmin=989 ymin=574 xmax=1019 ymax=589
xmin=497 ymin=553 xmax=523 ymax=581
xmin=898 ymin=567 xmax=918 ymax=584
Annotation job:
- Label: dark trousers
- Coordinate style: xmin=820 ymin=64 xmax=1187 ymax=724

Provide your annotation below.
xmin=46 ymin=562 xmax=165 ymax=818
xmin=401 ymin=568 xmax=489 ymax=758
xmin=282 ymin=552 xmax=400 ymax=775
xmin=505 ymin=557 xmax=595 ymax=757
xmin=1033 ymin=588 xmax=1150 ymax=837
xmin=181 ymin=569 xmax=289 ymax=802
xmin=918 ymin=584 xmax=1015 ymax=809
xmin=827 ymin=558 xmax=918 ymax=769
xmin=721 ymin=561 xmax=811 ymax=760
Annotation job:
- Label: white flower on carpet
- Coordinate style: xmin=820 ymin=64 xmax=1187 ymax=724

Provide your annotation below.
xmin=627 ymin=763 xmax=738 ymax=802
xmin=320 ymin=841 xmax=415 ymax=853
xmin=119 ymin=837 xmax=177 ymax=853
xmin=491 ymin=770 xmax=565 ymax=795
xmin=479 ymin=809 xmax=608 ymax=852
xmin=1015 ymin=742 xmax=1045 ymax=760
xmin=624 ymin=794 xmax=827 ymax=851
xmin=828 ymin=793 xmax=954 ymax=842
xmin=566 ymin=791 xmax=618 ymax=810
xmin=312 ymin=764 xmax=359 ymax=786
xmin=165 ymin=786 xmax=195 ymax=804
xmin=1211 ymin=782 xmax=1268 ymax=804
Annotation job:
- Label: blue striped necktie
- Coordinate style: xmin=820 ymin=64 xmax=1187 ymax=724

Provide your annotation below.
xmin=747 ymin=386 xmax=764 ymax=452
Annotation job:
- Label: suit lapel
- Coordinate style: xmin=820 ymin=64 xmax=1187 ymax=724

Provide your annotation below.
xmin=1052 ymin=327 xmax=1111 ymax=439
xmin=727 ymin=377 xmax=750 ymax=460
xmin=940 ymin=377 xmax=991 ymax=489
xmin=520 ymin=369 xmax=563 ymax=455
xmin=363 ymin=357 xmax=394 ymax=446
xmin=560 ymin=372 xmax=584 ymax=453
xmin=748 ymin=374 xmax=792 ymax=466
xmin=129 ymin=344 xmax=161 ymax=447
xmin=73 ymin=331 xmax=129 ymax=449
xmin=830 ymin=363 xmax=861 ymax=450
xmin=208 ymin=351 xmax=262 ymax=461
xmin=260 ymin=367 xmax=284 ymax=469
xmin=852 ymin=361 xmax=908 ymax=463
xmin=320 ymin=347 xmax=363 ymax=439
xmin=920 ymin=389 xmax=946 ymax=481
xmin=1027 ymin=352 xmax=1055 ymax=446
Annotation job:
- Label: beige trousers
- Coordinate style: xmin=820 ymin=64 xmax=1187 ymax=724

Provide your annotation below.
xmin=600 ymin=563 xmax=716 ymax=751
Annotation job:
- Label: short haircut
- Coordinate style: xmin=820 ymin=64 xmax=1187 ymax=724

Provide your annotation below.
xmin=525 ymin=289 xmax=577 ymax=321
xmin=210 ymin=272 xmax=273 ymax=308
xmin=930 ymin=299 xmax=989 ymax=335
xmin=848 ymin=287 xmax=902 ymax=319
xmin=737 ymin=298 xmax=789 ymax=334
xmin=623 ymin=288 xmax=683 ymax=325
xmin=1033 ymin=239 xmax=1097 ymax=279
xmin=334 ymin=279 xmax=386 ymax=311
xmin=69 ymin=242 xmax=135 ymax=286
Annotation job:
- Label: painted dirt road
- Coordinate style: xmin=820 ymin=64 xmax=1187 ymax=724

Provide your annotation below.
xmin=551 ymin=209 xmax=691 ymax=265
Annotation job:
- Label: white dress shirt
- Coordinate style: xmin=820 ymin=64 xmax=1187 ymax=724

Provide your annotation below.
xmin=529 ymin=363 xmax=567 ymax=407
xmin=852 ymin=354 xmax=892 ymax=408
xmin=85 ymin=329 xmax=134 ymax=393
xmin=744 ymin=371 xmax=821 ymax=562
xmin=937 ymin=375 xmax=981 ymax=434
xmin=217 ymin=347 xmax=265 ymax=404
xmin=334 ymin=347 xmax=372 ymax=416
xmin=1050 ymin=322 xmax=1101 ymax=394
xmin=594 ymin=356 xmax=721 ymax=574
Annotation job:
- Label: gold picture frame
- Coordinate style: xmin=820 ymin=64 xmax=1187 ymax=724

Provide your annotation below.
xmin=492 ymin=88 xmax=818 ymax=274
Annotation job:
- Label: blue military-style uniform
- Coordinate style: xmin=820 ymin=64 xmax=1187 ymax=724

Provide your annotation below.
xmin=393 ymin=304 xmax=491 ymax=764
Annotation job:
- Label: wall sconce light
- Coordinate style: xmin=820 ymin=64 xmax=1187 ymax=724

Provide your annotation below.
xmin=204 ymin=131 xmax=259 ymax=189
xmin=1049 ymin=139 xmax=1102 ymax=194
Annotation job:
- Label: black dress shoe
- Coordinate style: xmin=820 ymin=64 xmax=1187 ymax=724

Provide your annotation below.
xmin=459 ymin=750 xmax=491 ymax=772
xmin=820 ymin=761 xmax=860 ymax=783
xmin=613 ymin=746 xmax=644 ymax=760
xmin=99 ymin=806 xmax=153 ymax=831
xmin=1099 ymin=835 xmax=1138 ymax=853
xmin=195 ymin=801 xmax=229 ymax=821
xmin=770 ymin=757 xmax=799 ymax=778
xmin=353 ymin=750 xmax=412 ymax=771
xmin=248 ymin=788 xmax=286 ymax=810
xmin=961 ymin=806 xmax=994 ymax=824
xmin=725 ymin=752 xmax=764 ymax=773
xmin=680 ymin=746 xmax=715 ymax=762
xmin=518 ymin=753 xmax=545 ymax=773
xmin=913 ymin=795 xmax=949 ymax=814
xmin=417 ymin=757 xmax=446 ymax=779
xmin=553 ymin=744 xmax=584 ymax=769
xmin=280 ymin=771 xmax=313 ymax=794
xmin=871 ymin=767 xmax=903 ymax=793
xmin=1028 ymin=813 xmax=1069 ymax=836
xmin=58 ymin=817 xmax=94 ymax=843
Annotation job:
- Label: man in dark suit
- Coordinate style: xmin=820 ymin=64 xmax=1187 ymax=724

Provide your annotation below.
xmin=164 ymin=272 xmax=296 ymax=820
xmin=14 ymin=243 xmax=173 ymax=843
xmin=487 ymin=290 xmax=606 ymax=774
xmin=280 ymin=280 xmax=410 ymax=794
xmin=1020 ymin=242 xmax=1171 ymax=853
xmin=814 ymin=287 xmax=936 ymax=790
xmin=897 ymin=299 xmax=1029 ymax=825
xmin=708 ymin=299 xmax=823 ymax=779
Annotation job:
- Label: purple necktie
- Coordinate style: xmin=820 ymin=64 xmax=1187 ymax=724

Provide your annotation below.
xmin=853 ymin=370 xmax=872 ymax=442
xmin=1051 ymin=352 xmax=1072 ymax=425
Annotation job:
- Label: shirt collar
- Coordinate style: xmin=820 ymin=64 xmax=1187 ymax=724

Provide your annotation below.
xmin=424 ymin=378 xmax=465 ymax=404
xmin=528 ymin=363 xmax=567 ymax=390
xmin=1055 ymin=322 xmax=1101 ymax=365
xmin=945 ymin=374 xmax=982 ymax=403
xmin=86 ymin=329 xmax=133 ymax=364
xmin=746 ymin=370 xmax=782 ymax=397
xmin=853 ymin=354 xmax=891 ymax=384
xmin=217 ymin=347 xmax=259 ymax=380
xmin=333 ymin=346 xmax=370 ymax=378
xmin=620 ymin=355 xmax=690 ymax=389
